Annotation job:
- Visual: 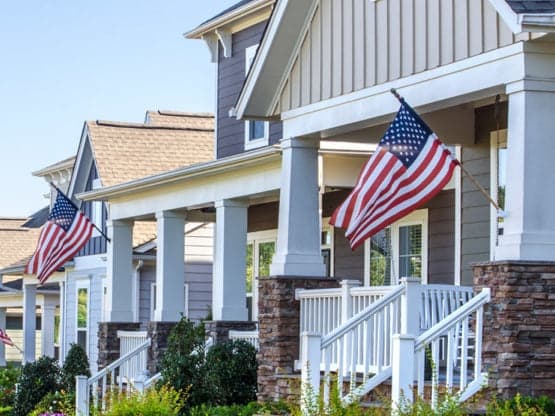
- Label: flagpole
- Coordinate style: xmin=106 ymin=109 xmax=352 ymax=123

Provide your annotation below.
xmin=48 ymin=183 xmax=112 ymax=243
xmin=389 ymin=89 xmax=504 ymax=214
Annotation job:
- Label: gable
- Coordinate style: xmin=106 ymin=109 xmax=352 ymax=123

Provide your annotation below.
xmin=276 ymin=0 xmax=521 ymax=115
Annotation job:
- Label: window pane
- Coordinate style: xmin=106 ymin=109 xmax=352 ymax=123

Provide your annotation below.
xmin=77 ymin=288 xmax=88 ymax=328
xmin=258 ymin=242 xmax=275 ymax=278
xmin=497 ymin=139 xmax=507 ymax=237
xmin=246 ymin=243 xmax=253 ymax=292
xmin=77 ymin=330 xmax=87 ymax=351
xmin=398 ymin=225 xmax=422 ymax=278
xmin=249 ymin=121 xmax=265 ymax=141
xmin=369 ymin=228 xmax=392 ymax=286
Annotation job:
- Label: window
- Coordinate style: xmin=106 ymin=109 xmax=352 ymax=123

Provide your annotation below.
xmin=246 ymin=230 xmax=276 ymax=321
xmin=244 ymin=44 xmax=269 ymax=150
xmin=364 ymin=209 xmax=428 ymax=285
xmin=91 ymin=178 xmax=103 ymax=237
xmin=490 ymin=130 xmax=507 ymax=254
xmin=76 ymin=281 xmax=89 ymax=353
xmin=150 ymin=283 xmax=189 ymax=320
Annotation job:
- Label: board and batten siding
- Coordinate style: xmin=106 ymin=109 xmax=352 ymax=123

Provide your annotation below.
xmin=77 ymin=163 xmax=107 ymax=257
xmin=217 ymin=21 xmax=282 ymax=159
xmin=279 ymin=0 xmax=521 ymax=113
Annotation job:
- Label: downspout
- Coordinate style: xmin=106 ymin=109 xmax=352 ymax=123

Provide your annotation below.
xmin=133 ymin=260 xmax=144 ymax=323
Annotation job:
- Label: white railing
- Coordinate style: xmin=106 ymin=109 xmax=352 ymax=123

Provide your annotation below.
xmin=118 ymin=331 xmax=149 ymax=384
xmin=394 ymin=288 xmax=491 ymax=410
xmin=229 ymin=330 xmax=259 ymax=350
xmin=300 ymin=279 xmax=489 ymax=411
xmin=76 ymin=338 xmax=151 ymax=416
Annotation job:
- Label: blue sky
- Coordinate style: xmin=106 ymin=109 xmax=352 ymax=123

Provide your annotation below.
xmin=0 ymin=1 xmax=238 ymax=217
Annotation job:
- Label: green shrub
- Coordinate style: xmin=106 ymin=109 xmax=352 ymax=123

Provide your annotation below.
xmin=98 ymin=385 xmax=184 ymax=416
xmin=12 ymin=356 xmax=61 ymax=416
xmin=487 ymin=393 xmax=553 ymax=416
xmin=159 ymin=318 xmax=208 ymax=414
xmin=204 ymin=340 xmax=257 ymax=406
xmin=0 ymin=364 xmax=20 ymax=407
xmin=0 ymin=406 xmax=10 ymax=416
xmin=61 ymin=343 xmax=91 ymax=393
xmin=190 ymin=401 xmax=290 ymax=416
xmin=29 ymin=390 xmax=74 ymax=416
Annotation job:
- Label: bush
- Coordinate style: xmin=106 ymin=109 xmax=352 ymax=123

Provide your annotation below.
xmin=159 ymin=318 xmax=208 ymax=414
xmin=204 ymin=340 xmax=257 ymax=406
xmin=29 ymin=390 xmax=74 ymax=416
xmin=61 ymin=343 xmax=90 ymax=393
xmin=0 ymin=364 xmax=20 ymax=408
xmin=190 ymin=401 xmax=290 ymax=416
xmin=487 ymin=394 xmax=554 ymax=416
xmin=98 ymin=385 xmax=184 ymax=416
xmin=12 ymin=356 xmax=61 ymax=416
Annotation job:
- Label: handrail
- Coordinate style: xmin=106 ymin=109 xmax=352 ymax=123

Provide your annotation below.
xmin=415 ymin=288 xmax=490 ymax=349
xmin=295 ymin=287 xmax=342 ymax=300
xmin=88 ymin=339 xmax=151 ymax=384
xmin=144 ymin=372 xmax=162 ymax=389
xmin=322 ymin=285 xmax=404 ymax=348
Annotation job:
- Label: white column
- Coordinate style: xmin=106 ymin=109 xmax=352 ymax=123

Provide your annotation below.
xmin=58 ymin=281 xmax=65 ymax=364
xmin=154 ymin=211 xmax=185 ymax=322
xmin=23 ymin=284 xmax=37 ymax=363
xmin=496 ymin=79 xmax=555 ymax=261
xmin=213 ymin=199 xmax=249 ymax=321
xmin=107 ymin=220 xmax=134 ymax=322
xmin=41 ymin=299 xmax=56 ymax=358
xmin=0 ymin=308 xmax=6 ymax=366
xmin=270 ymin=137 xmax=326 ymax=276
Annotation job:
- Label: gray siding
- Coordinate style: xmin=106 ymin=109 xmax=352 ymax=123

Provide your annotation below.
xmin=77 ymin=163 xmax=107 ymax=257
xmin=279 ymin=0 xmax=522 ymax=113
xmin=139 ymin=265 xmax=156 ymax=325
xmin=424 ymin=190 xmax=455 ymax=285
xmin=333 ymin=227 xmax=364 ymax=281
xmin=217 ymin=21 xmax=282 ymax=159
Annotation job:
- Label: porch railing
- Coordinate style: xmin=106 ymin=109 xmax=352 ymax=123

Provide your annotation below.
xmin=76 ymin=338 xmax=151 ymax=416
xmin=300 ymin=279 xmax=489 ymax=410
xmin=118 ymin=330 xmax=149 ymax=383
xmin=229 ymin=330 xmax=259 ymax=350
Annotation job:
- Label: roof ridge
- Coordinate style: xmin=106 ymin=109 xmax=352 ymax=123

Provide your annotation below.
xmin=93 ymin=120 xmax=213 ymax=132
xmin=155 ymin=110 xmax=214 ymax=118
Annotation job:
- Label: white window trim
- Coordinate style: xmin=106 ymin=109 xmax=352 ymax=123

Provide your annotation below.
xmin=321 ymin=217 xmax=335 ymax=277
xmin=364 ymin=209 xmax=429 ymax=285
xmin=75 ymin=279 xmax=90 ymax=354
xmin=91 ymin=178 xmax=102 ymax=237
xmin=244 ymin=44 xmax=269 ymax=150
xmin=490 ymin=129 xmax=508 ymax=260
xmin=150 ymin=282 xmax=189 ymax=321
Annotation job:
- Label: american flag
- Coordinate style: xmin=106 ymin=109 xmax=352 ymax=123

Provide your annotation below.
xmin=0 ymin=329 xmax=14 ymax=347
xmin=330 ymin=100 xmax=459 ymax=250
xmin=25 ymin=190 xmax=94 ymax=284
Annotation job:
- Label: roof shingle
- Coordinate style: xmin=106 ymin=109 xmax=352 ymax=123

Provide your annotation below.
xmin=145 ymin=110 xmax=214 ymax=130
xmin=0 ymin=219 xmax=41 ymax=270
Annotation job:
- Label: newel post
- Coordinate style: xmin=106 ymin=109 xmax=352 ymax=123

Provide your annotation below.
xmin=400 ymin=277 xmax=421 ymax=335
xmin=300 ymin=332 xmax=322 ymax=414
xmin=392 ymin=334 xmax=416 ymax=409
xmin=75 ymin=375 xmax=89 ymax=416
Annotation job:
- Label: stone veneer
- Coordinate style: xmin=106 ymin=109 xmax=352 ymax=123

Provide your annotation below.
xmin=97 ymin=322 xmax=141 ymax=370
xmin=474 ymin=261 xmax=555 ymax=398
xmin=146 ymin=321 xmax=178 ymax=375
xmin=257 ymin=276 xmax=340 ymax=402
xmin=205 ymin=320 xmax=257 ymax=345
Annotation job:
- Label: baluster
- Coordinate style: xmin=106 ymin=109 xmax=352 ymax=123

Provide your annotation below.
xmin=362 ymin=317 xmax=369 ymax=382
xmin=350 ymin=327 xmax=358 ymax=393
xmin=446 ymin=328 xmax=455 ymax=392
xmin=417 ymin=348 xmax=425 ymax=398
xmin=431 ymin=339 xmax=439 ymax=410
xmin=376 ymin=310 xmax=383 ymax=372
xmin=474 ymin=307 xmax=484 ymax=379
xmin=324 ymin=347 xmax=331 ymax=405
xmin=93 ymin=380 xmax=99 ymax=409
xmin=102 ymin=374 xmax=108 ymax=411
xmin=338 ymin=336 xmax=344 ymax=389
xmin=460 ymin=316 xmax=469 ymax=390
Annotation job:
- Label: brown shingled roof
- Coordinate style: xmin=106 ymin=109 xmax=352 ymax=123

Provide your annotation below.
xmin=86 ymin=118 xmax=214 ymax=187
xmin=145 ymin=110 xmax=214 ymax=130
xmin=0 ymin=219 xmax=41 ymax=270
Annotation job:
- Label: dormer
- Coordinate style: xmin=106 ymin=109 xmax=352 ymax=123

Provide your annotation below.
xmin=186 ymin=0 xmax=282 ymax=159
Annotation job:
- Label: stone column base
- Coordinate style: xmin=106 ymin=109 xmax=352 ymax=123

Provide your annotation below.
xmin=204 ymin=320 xmax=257 ymax=345
xmin=474 ymin=261 xmax=555 ymax=398
xmin=97 ymin=322 xmax=141 ymax=371
xmin=257 ymin=276 xmax=339 ymax=402
xmin=146 ymin=321 xmax=178 ymax=375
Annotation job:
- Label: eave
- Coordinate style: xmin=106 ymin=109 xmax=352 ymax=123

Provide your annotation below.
xmin=78 ymin=146 xmax=281 ymax=202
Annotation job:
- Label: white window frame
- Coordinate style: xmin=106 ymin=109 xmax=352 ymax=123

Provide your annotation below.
xmin=490 ymin=129 xmax=508 ymax=259
xmin=321 ymin=218 xmax=335 ymax=277
xmin=150 ymin=282 xmax=189 ymax=321
xmin=91 ymin=178 xmax=103 ymax=237
xmin=364 ymin=209 xmax=429 ymax=285
xmin=244 ymin=44 xmax=269 ymax=150
xmin=75 ymin=279 xmax=90 ymax=354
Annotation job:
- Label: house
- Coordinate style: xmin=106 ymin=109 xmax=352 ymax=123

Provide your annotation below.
xmin=15 ymin=111 xmax=214 ymax=373
xmin=0 ymin=156 xmax=75 ymax=364
xmin=78 ymin=0 xmax=555 ymax=404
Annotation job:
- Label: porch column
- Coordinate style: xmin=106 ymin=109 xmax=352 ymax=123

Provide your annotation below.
xmin=106 ymin=220 xmax=134 ymax=322
xmin=40 ymin=299 xmax=56 ymax=358
xmin=270 ymin=137 xmax=326 ymax=276
xmin=496 ymin=79 xmax=555 ymax=261
xmin=0 ymin=308 xmax=6 ymax=366
xmin=23 ymin=284 xmax=37 ymax=363
xmin=154 ymin=211 xmax=185 ymax=322
xmin=213 ymin=199 xmax=248 ymax=321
